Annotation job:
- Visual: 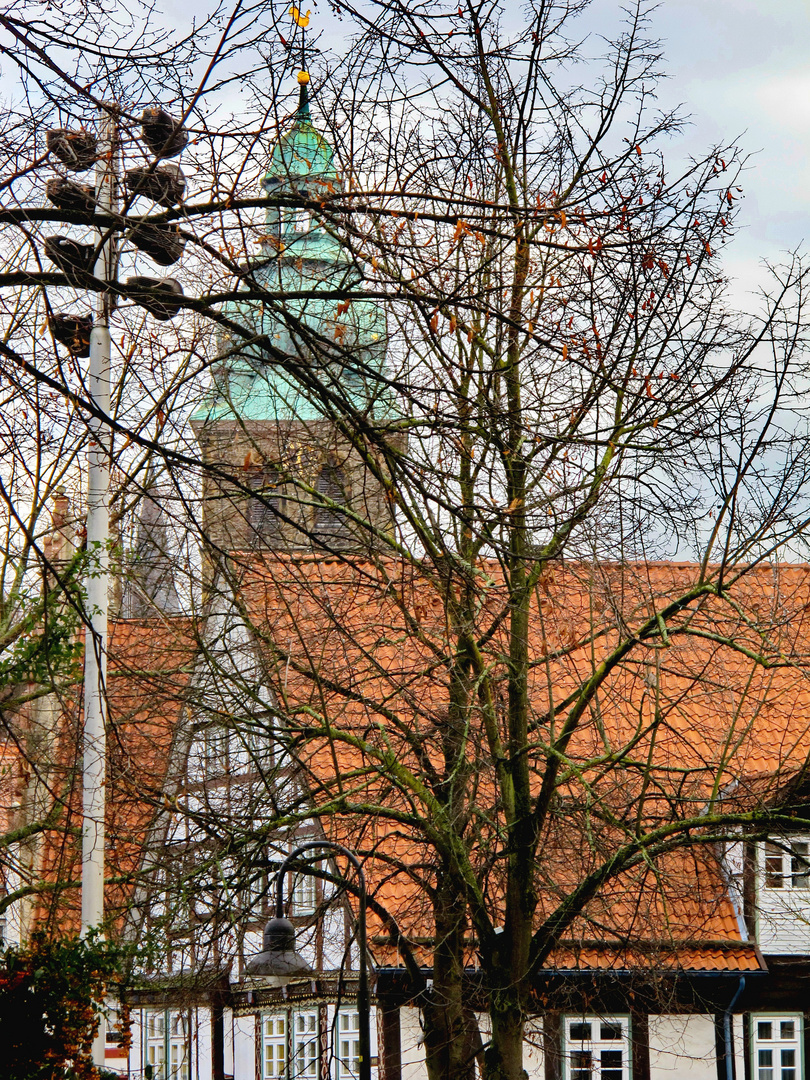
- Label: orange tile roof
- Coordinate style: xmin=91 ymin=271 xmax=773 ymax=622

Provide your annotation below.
xmin=12 ymin=617 xmax=198 ymax=931
xmin=10 ymin=557 xmax=809 ymax=976
xmin=232 ymin=556 xmax=810 ymax=972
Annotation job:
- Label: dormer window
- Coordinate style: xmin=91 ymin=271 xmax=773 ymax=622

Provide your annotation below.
xmin=763 ymin=840 xmax=810 ymax=890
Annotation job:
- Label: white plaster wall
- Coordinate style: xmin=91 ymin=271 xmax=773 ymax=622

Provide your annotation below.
xmin=523 ymin=1018 xmax=544 ymax=1079
xmin=400 ymin=1008 xmax=541 ymax=1079
xmin=233 ymin=1013 xmax=257 ymax=1080
xmin=649 ymin=1015 xmax=716 ymax=1080
xmin=732 ymin=1014 xmax=745 ymax=1080
xmin=224 ymin=1007 xmax=235 ymax=1079
xmin=195 ymin=1007 xmax=213 ymax=1080
xmin=127 ymin=1009 xmax=145 ymax=1076
xmin=400 ymin=1006 xmax=428 ymax=1080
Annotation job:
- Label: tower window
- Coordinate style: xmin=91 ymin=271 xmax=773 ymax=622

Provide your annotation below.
xmin=314 ymin=463 xmax=351 ymax=547
xmin=249 ymin=469 xmax=283 ymax=546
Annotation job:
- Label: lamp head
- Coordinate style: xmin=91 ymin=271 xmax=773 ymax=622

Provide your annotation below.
xmin=246 ymin=916 xmax=314 ymax=985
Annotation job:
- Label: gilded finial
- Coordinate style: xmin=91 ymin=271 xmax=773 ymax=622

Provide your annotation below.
xmin=298 ymin=71 xmax=310 ymax=85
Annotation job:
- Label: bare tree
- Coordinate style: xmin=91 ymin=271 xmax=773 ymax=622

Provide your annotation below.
xmin=1 ymin=3 xmax=810 ymax=1080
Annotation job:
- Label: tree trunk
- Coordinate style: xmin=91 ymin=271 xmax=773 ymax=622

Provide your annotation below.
xmin=485 ymin=998 xmax=526 ymax=1080
xmin=422 ymin=875 xmax=478 ymax=1080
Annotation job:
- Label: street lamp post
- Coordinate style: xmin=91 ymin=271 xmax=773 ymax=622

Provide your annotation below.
xmin=80 ymin=103 xmax=116 ymax=1071
xmin=45 ymin=102 xmax=188 ymax=1071
xmin=248 ymin=841 xmax=371 ymax=1080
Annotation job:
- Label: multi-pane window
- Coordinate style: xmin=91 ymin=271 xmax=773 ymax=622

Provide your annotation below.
xmin=246 ymin=723 xmax=273 ymax=769
xmin=753 ymin=1016 xmax=802 ymax=1080
xmin=144 ymin=1009 xmax=191 ymax=1080
xmin=244 ymin=867 xmax=267 ymax=912
xmin=262 ymin=1009 xmax=372 ymax=1080
xmin=564 ymin=1017 xmax=630 ymax=1080
xmin=204 ymin=724 xmax=229 ymax=772
xmin=106 ymin=1003 xmax=124 ymax=1045
xmin=292 ymin=1012 xmax=319 ymax=1080
xmin=291 ymin=867 xmax=317 ymax=916
xmin=264 ymin=1014 xmax=287 ymax=1079
xmin=336 ymin=1010 xmax=361 ymax=1079
xmin=266 ymin=842 xmax=318 ymax=916
xmin=764 ymin=840 xmax=810 ymax=889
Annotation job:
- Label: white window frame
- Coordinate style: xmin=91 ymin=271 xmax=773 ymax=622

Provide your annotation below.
xmin=562 ymin=1015 xmax=630 ymax=1080
xmin=762 ymin=839 xmax=810 ymax=891
xmin=263 ymin=1012 xmax=287 ymax=1079
xmin=752 ymin=1014 xmax=803 ymax=1080
xmin=291 ymin=867 xmax=318 ymax=916
xmin=334 ymin=1009 xmax=361 ymax=1080
xmin=266 ymin=841 xmax=319 ymax=917
xmin=143 ymin=1008 xmax=191 ymax=1080
xmin=292 ymin=1009 xmax=320 ymax=1080
xmin=203 ymin=723 xmax=229 ymax=772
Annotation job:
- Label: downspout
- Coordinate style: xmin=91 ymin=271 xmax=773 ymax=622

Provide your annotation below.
xmin=723 ymin=976 xmax=746 ymax=1080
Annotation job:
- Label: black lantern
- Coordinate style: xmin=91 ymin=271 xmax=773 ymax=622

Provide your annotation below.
xmin=141 ymin=108 xmax=189 ymax=159
xmin=130 ymin=223 xmax=185 ymax=267
xmin=46 ymin=129 xmax=97 ymax=172
xmin=46 ymin=177 xmax=96 ymax=215
xmin=246 ymin=916 xmax=314 ymax=985
xmin=126 ymin=276 xmax=184 ymax=320
xmin=48 ymin=313 xmax=93 ymax=357
xmin=45 ymin=236 xmax=96 ymax=281
xmin=125 ymin=164 xmax=186 ymax=207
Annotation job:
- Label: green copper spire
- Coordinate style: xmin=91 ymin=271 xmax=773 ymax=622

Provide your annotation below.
xmin=260 ymin=70 xmax=342 ymax=262
xmin=192 ymin=72 xmax=389 ymax=427
xmin=263 ymin=75 xmax=334 ymax=185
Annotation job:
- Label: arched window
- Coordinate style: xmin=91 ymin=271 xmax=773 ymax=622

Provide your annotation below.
xmin=314 ymin=462 xmax=351 ymax=547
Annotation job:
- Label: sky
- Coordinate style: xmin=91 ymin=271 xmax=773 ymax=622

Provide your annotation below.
xmin=593 ymin=0 xmax=810 ymax=300
xmin=281 ymin=0 xmax=810 ymax=304
xmin=16 ymin=0 xmax=809 ymax=306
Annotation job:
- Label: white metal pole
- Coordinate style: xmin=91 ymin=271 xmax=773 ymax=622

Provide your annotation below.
xmin=82 ymin=106 xmax=116 ymax=1068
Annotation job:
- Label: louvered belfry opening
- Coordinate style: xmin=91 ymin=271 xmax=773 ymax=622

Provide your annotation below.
xmin=248 ymin=468 xmax=283 ymax=547
xmin=314 ymin=461 xmax=352 ymax=548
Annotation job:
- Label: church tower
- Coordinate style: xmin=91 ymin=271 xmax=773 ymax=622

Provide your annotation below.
xmin=191 ymin=73 xmax=396 ymax=556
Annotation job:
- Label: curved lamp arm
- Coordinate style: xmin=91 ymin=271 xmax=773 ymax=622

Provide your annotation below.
xmin=274 ymin=841 xmax=371 ymax=1080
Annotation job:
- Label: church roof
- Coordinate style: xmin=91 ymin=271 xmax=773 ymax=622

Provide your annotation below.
xmin=229 ymin=555 xmax=810 ymax=973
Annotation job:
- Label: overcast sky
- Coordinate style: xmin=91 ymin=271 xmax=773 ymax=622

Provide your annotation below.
xmin=587 ymin=0 xmax=810 ymax=299
xmin=151 ymin=0 xmax=810 ymax=302
xmin=300 ymin=0 xmax=810 ymax=301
